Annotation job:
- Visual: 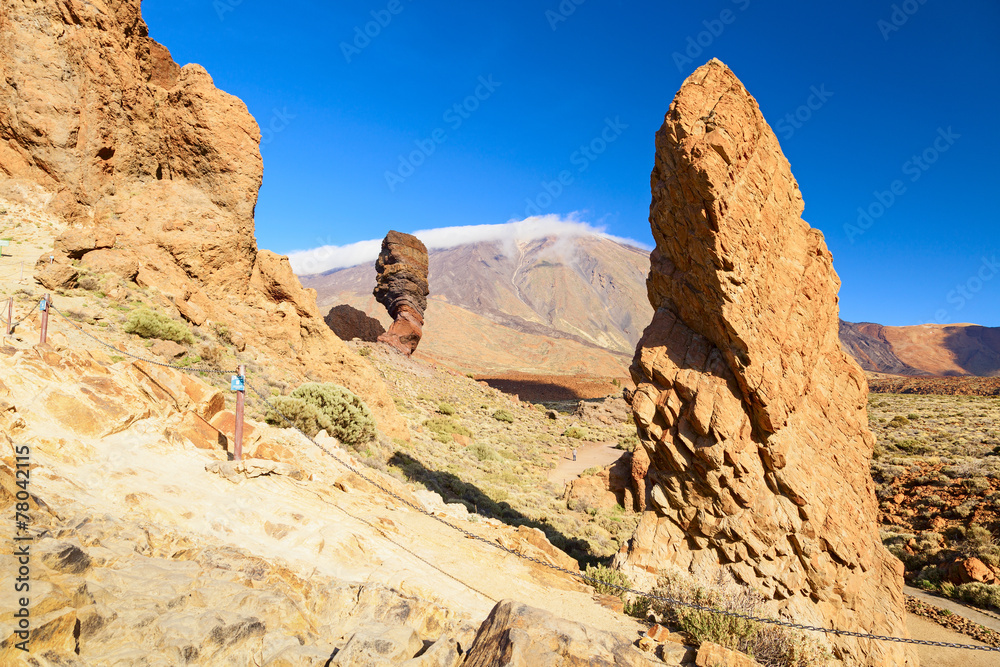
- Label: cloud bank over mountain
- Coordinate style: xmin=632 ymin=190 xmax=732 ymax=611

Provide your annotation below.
xmin=287 ymin=215 xmax=650 ymax=274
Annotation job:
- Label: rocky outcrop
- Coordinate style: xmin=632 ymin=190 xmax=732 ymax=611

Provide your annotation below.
xmin=324 ymin=303 xmax=386 ymax=342
xmin=0 ymin=0 xmax=405 ymax=438
xmin=374 ymin=230 xmax=429 ymax=355
xmin=618 ymin=60 xmax=915 ymax=666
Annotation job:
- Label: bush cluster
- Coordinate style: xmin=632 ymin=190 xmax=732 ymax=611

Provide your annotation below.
xmin=123 ymin=308 xmax=194 ymax=344
xmin=267 ymin=383 xmax=376 ymax=447
xmin=648 ymin=568 xmax=832 ymax=667
xmin=492 ymin=409 xmax=514 ymax=423
xmin=563 ymin=426 xmax=587 ymax=439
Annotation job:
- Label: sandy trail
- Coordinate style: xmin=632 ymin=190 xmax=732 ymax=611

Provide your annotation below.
xmin=906 ymin=613 xmax=997 ymax=666
xmin=548 ymin=440 xmax=627 ymax=487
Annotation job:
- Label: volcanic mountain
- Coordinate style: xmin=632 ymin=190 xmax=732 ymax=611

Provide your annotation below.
xmin=302 ymin=234 xmax=652 ymax=378
xmin=301 ymin=236 xmax=1000 ymax=379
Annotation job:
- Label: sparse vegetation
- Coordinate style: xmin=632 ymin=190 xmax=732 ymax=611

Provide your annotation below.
xmin=563 ymin=426 xmax=587 ymax=439
xmin=266 ymin=382 xmax=376 ymax=447
xmin=123 ymin=307 xmax=194 ymax=344
xmin=423 ymin=416 xmax=471 ymax=444
xmin=650 ymin=568 xmax=832 ymax=666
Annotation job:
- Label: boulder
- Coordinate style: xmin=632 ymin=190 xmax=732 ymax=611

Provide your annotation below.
xmin=462 ymin=600 xmax=648 ymax=666
xmin=618 ymin=59 xmax=914 ymax=666
xmin=374 ymin=231 xmax=429 ymax=355
xmin=324 ymin=304 xmax=386 ymax=342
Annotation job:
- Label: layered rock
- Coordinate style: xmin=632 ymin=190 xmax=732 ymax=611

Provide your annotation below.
xmin=617 ymin=60 xmax=915 ymax=666
xmin=373 ymin=230 xmax=429 ymax=355
xmin=0 ymin=0 xmax=405 ymax=438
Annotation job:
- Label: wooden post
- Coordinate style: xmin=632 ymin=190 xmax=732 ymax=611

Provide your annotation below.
xmin=39 ymin=294 xmax=49 ymax=345
xmin=5 ymin=297 xmax=11 ymax=335
xmin=234 ymin=364 xmax=245 ymax=462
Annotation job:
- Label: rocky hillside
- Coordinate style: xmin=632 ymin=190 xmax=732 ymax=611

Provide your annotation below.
xmin=841 ymin=321 xmax=1000 ymax=377
xmin=0 ymin=299 xmax=662 ymax=663
xmin=0 ymin=0 xmax=406 ymax=439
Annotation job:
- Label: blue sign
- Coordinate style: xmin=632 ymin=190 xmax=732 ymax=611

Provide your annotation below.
xmin=231 ymin=375 xmax=245 ymax=392
xmin=39 ymin=299 xmax=47 ymax=311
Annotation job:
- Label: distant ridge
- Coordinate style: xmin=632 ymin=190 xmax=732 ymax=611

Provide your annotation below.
xmin=301 ymin=235 xmax=1000 ymax=378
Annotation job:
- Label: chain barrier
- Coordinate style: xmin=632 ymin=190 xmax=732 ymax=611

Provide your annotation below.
xmin=244 ymin=380 xmax=999 ymax=654
xmin=50 ymin=303 xmax=237 ymax=375
xmin=10 ymin=299 xmax=999 ymax=653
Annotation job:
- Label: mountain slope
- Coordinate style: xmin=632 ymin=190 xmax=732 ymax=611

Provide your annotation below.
xmin=302 ymin=235 xmax=1000 ymax=378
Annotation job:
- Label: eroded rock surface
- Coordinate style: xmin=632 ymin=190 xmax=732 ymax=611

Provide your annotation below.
xmin=617 ymin=59 xmax=915 ymax=666
xmin=0 ymin=0 xmax=406 ymax=439
xmin=374 ymin=231 xmax=429 ymax=355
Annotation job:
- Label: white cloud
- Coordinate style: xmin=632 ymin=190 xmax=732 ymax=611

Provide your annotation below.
xmin=288 ymin=214 xmax=650 ymax=275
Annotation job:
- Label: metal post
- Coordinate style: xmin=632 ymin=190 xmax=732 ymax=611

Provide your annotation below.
xmin=5 ymin=297 xmax=11 ymax=336
xmin=234 ymin=364 xmax=245 ymax=462
xmin=39 ymin=294 xmax=49 ymax=345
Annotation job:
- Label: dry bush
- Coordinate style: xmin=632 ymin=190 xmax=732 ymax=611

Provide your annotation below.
xmin=650 ymin=567 xmax=832 ymax=667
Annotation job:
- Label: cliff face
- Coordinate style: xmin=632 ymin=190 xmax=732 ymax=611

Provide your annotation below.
xmin=619 ymin=60 xmax=915 ymax=666
xmin=0 ymin=0 xmax=405 ymax=438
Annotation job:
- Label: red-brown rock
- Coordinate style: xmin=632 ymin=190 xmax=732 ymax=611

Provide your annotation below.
xmin=374 ymin=231 xmax=429 ymax=355
xmin=617 ymin=60 xmax=915 ymax=666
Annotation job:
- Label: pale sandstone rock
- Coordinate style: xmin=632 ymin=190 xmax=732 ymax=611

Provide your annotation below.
xmin=619 ymin=59 xmax=915 ymax=666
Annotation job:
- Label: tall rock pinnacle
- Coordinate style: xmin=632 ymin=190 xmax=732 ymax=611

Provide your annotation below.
xmin=618 ymin=59 xmax=916 ymax=666
xmin=373 ymin=231 xmax=429 ymax=355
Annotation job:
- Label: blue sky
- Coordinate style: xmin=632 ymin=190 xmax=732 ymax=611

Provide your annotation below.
xmin=143 ymin=0 xmax=999 ymax=327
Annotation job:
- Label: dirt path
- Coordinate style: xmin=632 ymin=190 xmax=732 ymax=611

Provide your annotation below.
xmin=548 ymin=441 xmax=627 ymax=487
xmin=905 ymin=585 xmax=1000 ymax=633
xmin=906 ymin=613 xmax=997 ymax=666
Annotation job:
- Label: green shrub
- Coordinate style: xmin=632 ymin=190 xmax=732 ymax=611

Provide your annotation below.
xmin=492 ymin=409 xmax=514 ymax=423
xmin=468 ymin=443 xmax=499 ymax=462
xmin=438 ymin=402 xmax=457 ymax=415
xmin=617 ymin=434 xmax=639 ymax=452
xmin=123 ymin=308 xmax=194 ymax=343
xmin=266 ymin=382 xmax=377 ymax=447
xmin=888 ymin=415 xmax=910 ymax=427
xmin=582 ymin=467 xmax=601 ymax=477
xmin=423 ymin=417 xmax=471 ymax=444
xmin=956 ymin=582 xmax=1000 ymax=609
xmin=584 ymin=564 xmax=631 ymax=600
xmin=563 ymin=426 xmax=587 ymax=439
xmin=357 ymin=347 xmax=372 ymax=357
